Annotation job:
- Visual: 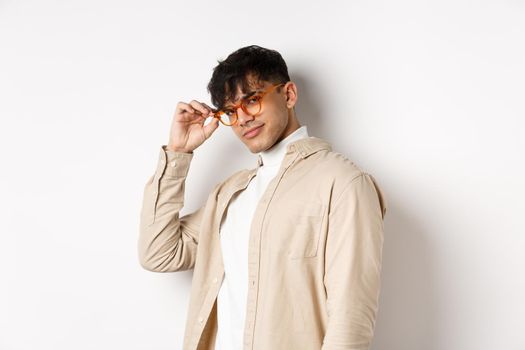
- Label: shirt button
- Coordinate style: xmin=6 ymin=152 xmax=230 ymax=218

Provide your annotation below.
xmin=170 ymin=160 xmax=177 ymax=167
xmin=213 ymin=277 xmax=218 ymax=283
xmin=198 ymin=316 xmax=204 ymax=323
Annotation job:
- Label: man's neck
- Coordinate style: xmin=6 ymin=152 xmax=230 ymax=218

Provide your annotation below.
xmin=259 ymin=125 xmax=309 ymax=167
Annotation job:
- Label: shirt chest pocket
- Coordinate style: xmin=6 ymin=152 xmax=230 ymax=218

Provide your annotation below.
xmin=268 ymin=199 xmax=326 ymax=259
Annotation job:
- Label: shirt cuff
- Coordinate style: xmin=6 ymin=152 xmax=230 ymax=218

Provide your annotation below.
xmin=158 ymin=145 xmax=194 ymax=178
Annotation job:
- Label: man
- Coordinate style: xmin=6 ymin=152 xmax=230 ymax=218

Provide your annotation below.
xmin=138 ymin=45 xmax=387 ymax=350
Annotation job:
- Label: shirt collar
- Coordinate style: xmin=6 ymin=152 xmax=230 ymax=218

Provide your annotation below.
xmin=228 ymin=130 xmax=334 ymax=196
xmin=257 ymin=125 xmax=309 ymax=167
xmin=255 ymin=128 xmax=333 ymax=169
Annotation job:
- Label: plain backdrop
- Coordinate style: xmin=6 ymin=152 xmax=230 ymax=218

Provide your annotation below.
xmin=1 ymin=1 xmax=524 ymax=349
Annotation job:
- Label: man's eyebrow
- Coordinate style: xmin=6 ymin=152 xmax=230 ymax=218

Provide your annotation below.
xmin=224 ymin=89 xmax=261 ymax=108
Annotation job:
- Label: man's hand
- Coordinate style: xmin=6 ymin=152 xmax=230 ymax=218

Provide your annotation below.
xmin=167 ymin=100 xmax=220 ymax=153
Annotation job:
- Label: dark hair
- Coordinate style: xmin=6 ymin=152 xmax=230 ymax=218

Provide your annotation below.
xmin=207 ymin=45 xmax=291 ymax=110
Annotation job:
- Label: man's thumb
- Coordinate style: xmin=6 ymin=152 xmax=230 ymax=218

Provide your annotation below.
xmin=203 ymin=118 xmax=220 ymax=139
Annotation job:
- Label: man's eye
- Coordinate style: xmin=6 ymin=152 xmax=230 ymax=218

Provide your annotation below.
xmin=246 ymin=96 xmax=261 ymax=104
xmin=224 ymin=110 xmax=235 ymax=116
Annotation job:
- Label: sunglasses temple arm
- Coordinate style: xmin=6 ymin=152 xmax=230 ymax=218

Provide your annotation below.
xmin=193 ymin=108 xmax=220 ymax=115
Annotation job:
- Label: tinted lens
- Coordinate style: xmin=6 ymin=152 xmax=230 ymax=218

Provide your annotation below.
xmin=218 ymin=111 xmax=235 ymax=126
xmin=243 ymin=97 xmax=261 ymax=116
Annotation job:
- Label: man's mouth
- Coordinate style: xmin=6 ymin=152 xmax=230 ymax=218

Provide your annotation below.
xmin=243 ymin=125 xmax=264 ymax=138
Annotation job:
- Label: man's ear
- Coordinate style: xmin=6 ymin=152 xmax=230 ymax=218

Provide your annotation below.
xmin=285 ymin=82 xmax=298 ymax=108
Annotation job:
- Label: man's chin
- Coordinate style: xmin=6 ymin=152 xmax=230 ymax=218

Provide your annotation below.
xmin=245 ymin=141 xmax=268 ymax=154
xmin=247 ymin=146 xmax=262 ymax=154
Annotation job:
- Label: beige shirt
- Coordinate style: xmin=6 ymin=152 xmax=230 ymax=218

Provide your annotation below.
xmin=216 ymin=125 xmax=310 ymax=350
xmin=138 ymin=136 xmax=388 ymax=350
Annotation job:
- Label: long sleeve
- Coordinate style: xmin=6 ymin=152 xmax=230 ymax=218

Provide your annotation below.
xmin=322 ymin=173 xmax=387 ymax=350
xmin=138 ymin=145 xmax=208 ymax=272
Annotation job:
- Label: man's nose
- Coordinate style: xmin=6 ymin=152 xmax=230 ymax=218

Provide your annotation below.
xmin=236 ymin=107 xmax=254 ymax=127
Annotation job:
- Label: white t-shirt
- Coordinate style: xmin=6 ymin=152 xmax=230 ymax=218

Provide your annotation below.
xmin=215 ymin=125 xmax=309 ymax=350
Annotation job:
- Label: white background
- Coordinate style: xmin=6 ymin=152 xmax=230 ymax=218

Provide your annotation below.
xmin=1 ymin=1 xmax=524 ymax=349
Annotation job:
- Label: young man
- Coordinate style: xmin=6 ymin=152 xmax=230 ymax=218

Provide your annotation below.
xmin=138 ymin=45 xmax=387 ymax=350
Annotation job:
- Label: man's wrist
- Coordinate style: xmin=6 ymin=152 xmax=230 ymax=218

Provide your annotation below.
xmin=164 ymin=145 xmax=193 ymax=154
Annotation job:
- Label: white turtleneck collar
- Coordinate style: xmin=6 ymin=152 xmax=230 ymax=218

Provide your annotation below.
xmin=258 ymin=125 xmax=309 ymax=167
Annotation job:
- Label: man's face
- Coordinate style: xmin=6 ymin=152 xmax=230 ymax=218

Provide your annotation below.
xmin=224 ymin=77 xmax=299 ymax=154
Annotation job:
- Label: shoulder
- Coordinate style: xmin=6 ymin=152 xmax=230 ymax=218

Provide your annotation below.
xmin=309 ymin=148 xmax=367 ymax=183
xmin=307 ymin=148 xmax=387 ymax=215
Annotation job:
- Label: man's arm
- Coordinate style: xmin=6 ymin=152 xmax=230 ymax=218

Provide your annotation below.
xmin=322 ymin=173 xmax=387 ymax=350
xmin=138 ymin=145 xmax=210 ymax=272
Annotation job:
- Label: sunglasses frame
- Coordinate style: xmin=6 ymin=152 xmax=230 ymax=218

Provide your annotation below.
xmin=211 ymin=82 xmax=288 ymax=126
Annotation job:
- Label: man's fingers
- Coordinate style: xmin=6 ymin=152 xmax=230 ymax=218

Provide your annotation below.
xmin=176 ymin=102 xmax=194 ymax=113
xmin=201 ymin=102 xmax=215 ymax=114
xmin=189 ymin=100 xmax=210 ymax=116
